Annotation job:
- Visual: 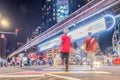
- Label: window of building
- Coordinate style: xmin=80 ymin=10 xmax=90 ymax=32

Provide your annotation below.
xmin=53 ymin=4 xmax=56 ymax=7
xmin=47 ymin=8 xmax=49 ymax=11
xmin=49 ymin=18 xmax=51 ymax=21
xmin=53 ymin=17 xmax=56 ymax=20
xmin=44 ymin=5 xmax=46 ymax=8
xmin=53 ymin=9 xmax=55 ymax=12
xmin=78 ymin=4 xmax=80 ymax=8
xmin=53 ymin=13 xmax=55 ymax=16
xmin=49 ymin=6 xmax=51 ymax=9
xmin=47 ymin=0 xmax=51 ymax=2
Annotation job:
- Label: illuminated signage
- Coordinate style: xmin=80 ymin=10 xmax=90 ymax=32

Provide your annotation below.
xmin=39 ymin=37 xmax=60 ymax=51
xmin=104 ymin=15 xmax=116 ymax=31
xmin=68 ymin=18 xmax=106 ymax=40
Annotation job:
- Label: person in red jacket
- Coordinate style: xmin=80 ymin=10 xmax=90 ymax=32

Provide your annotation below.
xmin=84 ymin=32 xmax=99 ymax=70
xmin=60 ymin=29 xmax=72 ymax=71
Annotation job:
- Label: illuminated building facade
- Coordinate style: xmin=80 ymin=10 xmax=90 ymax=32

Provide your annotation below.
xmin=40 ymin=0 xmax=90 ymax=32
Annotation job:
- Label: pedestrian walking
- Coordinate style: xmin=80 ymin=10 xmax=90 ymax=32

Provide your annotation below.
xmin=83 ymin=32 xmax=99 ymax=70
xmin=48 ymin=57 xmax=53 ymax=66
xmin=0 ymin=57 xmax=3 ymax=67
xmin=12 ymin=57 xmax=16 ymax=66
xmin=60 ymin=29 xmax=72 ymax=71
xmin=53 ymin=49 xmax=61 ymax=68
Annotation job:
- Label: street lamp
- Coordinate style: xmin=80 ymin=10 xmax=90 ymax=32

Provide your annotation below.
xmin=0 ymin=13 xmax=10 ymax=29
xmin=0 ymin=14 xmax=9 ymax=58
xmin=0 ymin=19 xmax=9 ymax=28
xmin=0 ymin=13 xmax=17 ymax=59
xmin=0 ymin=33 xmax=7 ymax=58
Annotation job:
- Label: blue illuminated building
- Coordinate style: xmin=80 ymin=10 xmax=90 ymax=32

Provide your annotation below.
xmin=40 ymin=0 xmax=90 ymax=32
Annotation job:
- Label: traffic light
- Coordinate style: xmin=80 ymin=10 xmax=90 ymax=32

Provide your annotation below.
xmin=15 ymin=29 xmax=19 ymax=36
xmin=1 ymin=34 xmax=5 ymax=38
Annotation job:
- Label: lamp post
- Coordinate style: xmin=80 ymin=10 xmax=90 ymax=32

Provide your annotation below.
xmin=0 ymin=13 xmax=9 ymax=58
xmin=0 ymin=13 xmax=18 ymax=58
xmin=0 ymin=34 xmax=7 ymax=58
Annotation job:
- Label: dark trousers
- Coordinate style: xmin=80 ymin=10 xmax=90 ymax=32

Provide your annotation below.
xmin=61 ymin=52 xmax=69 ymax=69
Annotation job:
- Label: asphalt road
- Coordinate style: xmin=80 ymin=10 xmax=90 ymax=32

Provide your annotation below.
xmin=0 ymin=65 xmax=120 ymax=80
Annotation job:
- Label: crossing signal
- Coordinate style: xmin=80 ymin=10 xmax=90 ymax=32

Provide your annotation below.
xmin=15 ymin=29 xmax=19 ymax=36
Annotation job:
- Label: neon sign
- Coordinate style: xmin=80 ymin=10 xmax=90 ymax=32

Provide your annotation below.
xmin=104 ymin=15 xmax=116 ymax=31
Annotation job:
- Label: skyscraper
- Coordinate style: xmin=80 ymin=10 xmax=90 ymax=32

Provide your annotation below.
xmin=69 ymin=0 xmax=91 ymax=14
xmin=40 ymin=0 xmax=91 ymax=32
xmin=41 ymin=0 xmax=57 ymax=32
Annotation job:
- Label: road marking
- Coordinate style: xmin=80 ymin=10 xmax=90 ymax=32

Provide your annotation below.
xmin=14 ymin=71 xmax=44 ymax=74
xmin=5 ymin=71 xmax=47 ymax=75
xmin=0 ymin=74 xmax=45 ymax=78
xmin=49 ymin=71 xmax=111 ymax=74
xmin=45 ymin=73 xmax=81 ymax=80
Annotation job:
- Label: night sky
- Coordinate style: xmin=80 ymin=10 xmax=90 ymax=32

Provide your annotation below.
xmin=0 ymin=0 xmax=42 ymax=50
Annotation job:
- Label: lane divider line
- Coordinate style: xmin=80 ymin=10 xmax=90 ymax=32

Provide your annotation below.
xmin=45 ymin=73 xmax=81 ymax=80
xmin=49 ymin=71 xmax=111 ymax=74
xmin=0 ymin=74 xmax=45 ymax=78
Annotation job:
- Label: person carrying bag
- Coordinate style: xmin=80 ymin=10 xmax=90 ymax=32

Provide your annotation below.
xmin=53 ymin=49 xmax=61 ymax=68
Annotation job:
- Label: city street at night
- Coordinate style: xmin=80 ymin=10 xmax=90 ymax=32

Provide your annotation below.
xmin=0 ymin=0 xmax=120 ymax=80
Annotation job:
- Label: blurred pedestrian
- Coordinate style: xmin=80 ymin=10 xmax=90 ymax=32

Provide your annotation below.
xmin=0 ymin=57 xmax=3 ymax=67
xmin=48 ymin=57 xmax=53 ymax=66
xmin=36 ymin=59 xmax=40 ymax=66
xmin=60 ymin=29 xmax=72 ymax=71
xmin=12 ymin=57 xmax=16 ymax=66
xmin=83 ymin=32 xmax=99 ymax=70
xmin=3 ymin=59 xmax=7 ymax=67
xmin=54 ymin=49 xmax=61 ymax=68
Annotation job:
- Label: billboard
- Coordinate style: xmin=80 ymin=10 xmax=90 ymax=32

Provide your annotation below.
xmin=68 ymin=18 xmax=106 ymax=40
